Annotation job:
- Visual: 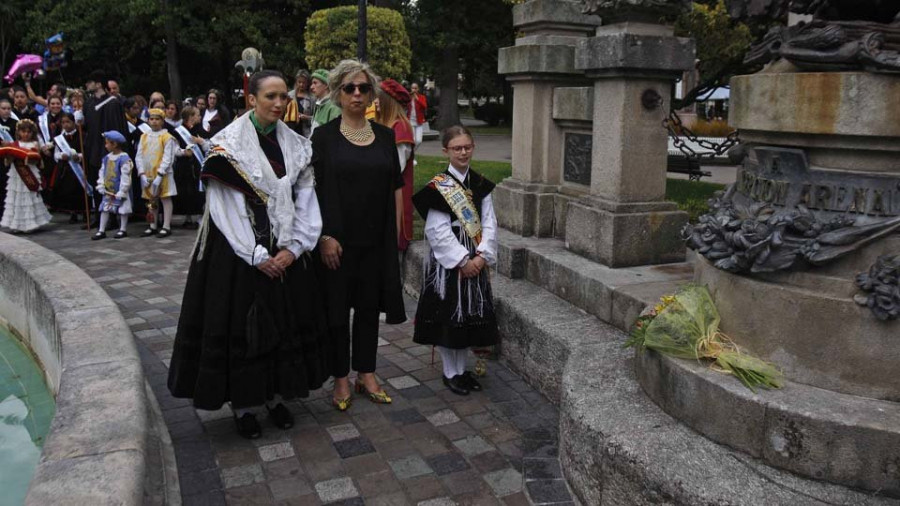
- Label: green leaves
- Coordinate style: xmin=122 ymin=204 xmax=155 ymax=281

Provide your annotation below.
xmin=304 ymin=6 xmax=411 ymax=79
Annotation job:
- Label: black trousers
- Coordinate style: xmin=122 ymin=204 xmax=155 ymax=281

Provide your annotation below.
xmin=322 ymin=246 xmax=383 ymax=376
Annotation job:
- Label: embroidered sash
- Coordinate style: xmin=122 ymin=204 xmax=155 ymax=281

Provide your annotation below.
xmin=0 ymin=146 xmax=41 ymax=192
xmin=38 ymin=113 xmax=51 ymax=143
xmin=175 ymin=125 xmax=205 ymax=166
xmin=54 ymin=133 xmax=92 ymax=196
xmin=430 ymin=173 xmax=482 ymax=243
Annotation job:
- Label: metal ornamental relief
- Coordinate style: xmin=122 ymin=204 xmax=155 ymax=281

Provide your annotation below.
xmin=563 ymin=133 xmax=592 ymax=186
xmin=855 ymin=254 xmax=900 ymax=321
xmin=729 ymin=1 xmax=900 ymax=73
xmin=684 ymin=147 xmax=900 ymax=274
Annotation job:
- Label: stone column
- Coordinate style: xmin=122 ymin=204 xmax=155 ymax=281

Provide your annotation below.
xmin=495 ymin=0 xmax=600 ymax=237
xmin=565 ymin=19 xmax=694 ymax=267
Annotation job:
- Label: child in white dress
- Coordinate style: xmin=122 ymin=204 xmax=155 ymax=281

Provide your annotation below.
xmin=0 ymin=119 xmax=51 ymax=233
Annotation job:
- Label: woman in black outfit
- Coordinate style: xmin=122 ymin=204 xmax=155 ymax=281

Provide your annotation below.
xmin=168 ymin=70 xmax=330 ymax=438
xmin=313 ymin=59 xmax=406 ymax=411
xmin=201 ymin=88 xmax=231 ymax=138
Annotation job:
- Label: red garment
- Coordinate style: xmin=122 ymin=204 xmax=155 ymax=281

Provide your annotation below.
xmin=392 ymin=119 xmax=415 ymax=251
xmin=409 ymin=94 xmax=427 ymax=126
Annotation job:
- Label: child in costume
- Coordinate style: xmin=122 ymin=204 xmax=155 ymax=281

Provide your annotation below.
xmin=411 ymin=125 xmax=498 ymax=396
xmin=0 ymin=120 xmax=52 ymax=233
xmin=49 ymin=111 xmax=88 ymax=222
xmin=136 ymin=107 xmax=177 ymax=237
xmin=92 ymin=131 xmax=133 ymax=240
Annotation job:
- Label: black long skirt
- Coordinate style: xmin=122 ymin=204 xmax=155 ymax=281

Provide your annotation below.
xmin=167 ymin=222 xmax=331 ymax=410
xmin=49 ymin=163 xmax=87 ymax=213
xmin=413 ymin=258 xmax=498 ymax=350
xmin=173 ymin=158 xmax=205 ymax=215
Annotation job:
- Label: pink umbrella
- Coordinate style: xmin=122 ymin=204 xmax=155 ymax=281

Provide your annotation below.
xmin=4 ymin=54 xmax=43 ymax=83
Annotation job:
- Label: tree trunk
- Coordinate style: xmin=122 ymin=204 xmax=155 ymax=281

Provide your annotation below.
xmin=162 ymin=0 xmax=183 ymax=102
xmin=435 ymin=44 xmax=459 ymax=130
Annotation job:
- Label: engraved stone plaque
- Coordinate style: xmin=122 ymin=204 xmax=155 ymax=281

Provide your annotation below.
xmin=564 ymin=133 xmax=592 ymax=186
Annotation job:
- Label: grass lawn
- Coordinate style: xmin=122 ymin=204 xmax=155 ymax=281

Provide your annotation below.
xmin=410 ymin=155 xmax=724 ymax=239
xmin=467 ymin=125 xmax=513 ymax=136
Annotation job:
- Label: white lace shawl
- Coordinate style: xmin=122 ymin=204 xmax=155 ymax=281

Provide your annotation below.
xmin=210 ymin=113 xmax=314 ymax=250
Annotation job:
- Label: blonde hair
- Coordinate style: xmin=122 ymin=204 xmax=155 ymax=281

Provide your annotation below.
xmin=328 ymin=59 xmax=380 ymax=108
xmin=375 ymin=88 xmax=411 ymax=132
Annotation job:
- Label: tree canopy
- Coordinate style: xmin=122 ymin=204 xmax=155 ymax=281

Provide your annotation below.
xmin=304 ymin=5 xmax=411 ymax=79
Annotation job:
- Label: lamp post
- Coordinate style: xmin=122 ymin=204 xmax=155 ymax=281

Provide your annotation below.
xmin=357 ymin=0 xmax=367 ymax=62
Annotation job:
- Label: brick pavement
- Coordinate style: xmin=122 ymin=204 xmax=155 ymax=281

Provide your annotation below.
xmin=23 ymin=217 xmax=574 ymax=506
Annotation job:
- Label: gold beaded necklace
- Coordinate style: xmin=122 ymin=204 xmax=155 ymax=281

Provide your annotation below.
xmin=339 ymin=120 xmax=374 ymax=143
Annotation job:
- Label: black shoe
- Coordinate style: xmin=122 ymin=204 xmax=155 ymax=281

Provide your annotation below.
xmin=442 ymin=375 xmax=470 ymax=396
xmin=114 ymin=230 xmax=128 ymax=239
xmin=233 ymin=413 xmax=262 ymax=439
xmin=91 ymin=231 xmax=107 ymax=241
xmin=156 ymin=228 xmax=171 ymax=238
xmin=267 ymin=403 xmax=294 ymax=430
xmin=461 ymin=371 xmax=483 ymax=392
xmin=141 ymin=227 xmax=157 ymax=237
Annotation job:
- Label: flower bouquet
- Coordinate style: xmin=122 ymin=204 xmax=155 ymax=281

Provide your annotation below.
xmin=625 ymin=285 xmax=783 ymax=392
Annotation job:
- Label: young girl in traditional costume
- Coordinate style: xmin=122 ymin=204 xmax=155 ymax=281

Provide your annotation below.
xmin=91 ymin=131 xmax=133 ymax=240
xmin=136 ymin=108 xmax=177 ymax=237
xmin=411 ymin=125 xmax=498 ymax=395
xmin=0 ymin=120 xmax=52 ymax=233
xmin=49 ymin=112 xmax=88 ymax=222
xmin=375 ymin=79 xmax=415 ymax=253
xmin=172 ymin=106 xmax=206 ymax=229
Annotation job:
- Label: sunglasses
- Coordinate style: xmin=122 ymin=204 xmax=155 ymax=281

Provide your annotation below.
xmin=341 ymin=83 xmax=373 ymax=94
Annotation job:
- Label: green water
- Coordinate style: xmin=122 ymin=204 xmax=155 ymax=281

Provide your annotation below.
xmin=0 ymin=327 xmax=56 ymax=506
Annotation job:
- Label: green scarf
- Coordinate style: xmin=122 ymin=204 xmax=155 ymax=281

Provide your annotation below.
xmin=249 ymin=111 xmax=276 ymax=136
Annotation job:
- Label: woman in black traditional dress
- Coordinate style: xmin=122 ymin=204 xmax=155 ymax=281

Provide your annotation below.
xmin=168 ymin=70 xmax=330 ymax=438
xmin=313 ymin=59 xmax=406 ymax=411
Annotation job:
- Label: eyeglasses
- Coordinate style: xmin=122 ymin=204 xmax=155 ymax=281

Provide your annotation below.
xmin=340 ymin=83 xmax=373 ymax=94
xmin=448 ymin=144 xmax=475 ymax=154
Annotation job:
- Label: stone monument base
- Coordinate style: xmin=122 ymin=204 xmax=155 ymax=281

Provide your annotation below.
xmin=565 ymin=196 xmax=687 ymax=268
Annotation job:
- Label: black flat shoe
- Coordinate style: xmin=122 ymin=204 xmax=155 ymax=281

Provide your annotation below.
xmin=114 ymin=230 xmax=128 ymax=239
xmin=267 ymin=403 xmax=294 ymax=430
xmin=443 ymin=375 xmax=470 ymax=396
xmin=461 ymin=371 xmax=483 ymax=392
xmin=233 ymin=413 xmax=262 ymax=439
xmin=141 ymin=227 xmax=156 ymax=237
xmin=156 ymin=228 xmax=171 ymax=238
xmin=91 ymin=231 xmax=107 ymax=240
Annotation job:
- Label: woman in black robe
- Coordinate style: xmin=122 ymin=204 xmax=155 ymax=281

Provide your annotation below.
xmin=168 ymin=71 xmax=330 ymax=438
xmin=313 ymin=59 xmax=406 ymax=411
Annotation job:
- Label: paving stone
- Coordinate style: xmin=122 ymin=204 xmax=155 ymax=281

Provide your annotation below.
xmin=388 ymin=375 xmax=422 ymax=390
xmin=440 ymin=470 xmax=486 ymax=496
xmin=425 ymin=452 xmax=471 ymax=476
xmin=471 ymin=452 xmax=511 ymax=474
xmin=524 ymin=479 xmax=571 ymax=504
xmin=452 ymin=435 xmax=494 ymax=457
xmin=342 ymin=453 xmax=390 ymax=479
xmin=302 ymin=457 xmax=344 ymax=483
xmin=501 ymin=492 xmax=532 ymax=506
xmin=389 ymin=455 xmax=433 ymax=480
xmin=269 ymin=476 xmax=314 ymax=501
xmin=224 ymin=483 xmax=274 ymax=505
xmin=258 ymin=441 xmax=295 ymax=462
xmin=355 ymin=469 xmax=402 ymax=498
xmin=402 ymin=385 xmax=437 ymax=399
xmin=402 ymin=475 xmax=448 ymax=503
xmin=327 ymin=423 xmax=361 ymax=442
xmin=386 ymin=408 xmax=427 ymax=425
xmin=483 ymin=468 xmax=523 ymax=497
xmin=519 ymin=439 xmax=558 ymax=459
xmin=426 ymin=409 xmax=461 ymax=427
xmin=262 ymin=457 xmax=304 ymax=480
xmin=418 ymin=498 xmax=457 ymax=506
xmin=368 ymin=491 xmax=411 ymax=506
xmin=314 ymin=477 xmax=359 ymax=503
xmin=220 ymin=464 xmax=265 ymax=489
xmin=438 ymin=422 xmax=478 ymax=441
xmin=334 ymin=437 xmax=377 ymax=459
xmin=523 ymin=458 xmax=563 ymax=480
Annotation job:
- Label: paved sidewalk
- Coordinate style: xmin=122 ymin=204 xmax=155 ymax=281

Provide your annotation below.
xmin=24 ymin=217 xmax=572 ymax=506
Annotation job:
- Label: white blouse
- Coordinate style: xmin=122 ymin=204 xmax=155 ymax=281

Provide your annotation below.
xmin=423 ymin=164 xmax=497 ymax=270
xmin=207 ymin=179 xmax=322 ymax=267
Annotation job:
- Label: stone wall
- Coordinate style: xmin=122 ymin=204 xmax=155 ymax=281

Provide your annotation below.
xmin=0 ymin=232 xmax=153 ymax=505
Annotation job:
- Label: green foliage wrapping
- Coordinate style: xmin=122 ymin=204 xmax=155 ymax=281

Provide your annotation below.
xmin=626 ymin=285 xmax=784 ymax=392
xmin=305 ymin=6 xmax=411 ymax=80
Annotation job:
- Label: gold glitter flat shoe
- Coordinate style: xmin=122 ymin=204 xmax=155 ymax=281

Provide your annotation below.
xmin=354 ymin=381 xmax=392 ymax=404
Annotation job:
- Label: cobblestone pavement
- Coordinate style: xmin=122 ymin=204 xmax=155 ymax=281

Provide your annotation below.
xmin=24 ymin=216 xmax=573 ymax=506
